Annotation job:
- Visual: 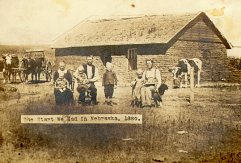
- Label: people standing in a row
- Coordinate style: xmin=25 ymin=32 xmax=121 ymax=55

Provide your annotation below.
xmin=53 ymin=57 xmax=166 ymax=108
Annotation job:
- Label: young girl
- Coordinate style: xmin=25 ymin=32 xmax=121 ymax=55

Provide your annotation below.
xmin=102 ymin=62 xmax=117 ymax=105
xmin=131 ymin=69 xmax=144 ymax=107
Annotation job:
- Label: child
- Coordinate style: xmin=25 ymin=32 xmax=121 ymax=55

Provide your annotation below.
xmin=73 ymin=66 xmax=90 ymax=103
xmin=131 ymin=69 xmax=144 ymax=107
xmin=54 ymin=76 xmax=74 ymax=106
xmin=102 ymin=62 xmax=117 ymax=105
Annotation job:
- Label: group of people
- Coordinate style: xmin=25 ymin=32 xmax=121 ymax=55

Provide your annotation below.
xmin=131 ymin=59 xmax=168 ymax=108
xmin=53 ymin=55 xmax=168 ymax=108
xmin=53 ymin=55 xmax=117 ymax=106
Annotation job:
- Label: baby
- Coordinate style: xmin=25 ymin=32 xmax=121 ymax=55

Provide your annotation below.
xmin=131 ymin=69 xmax=144 ymax=107
xmin=55 ymin=76 xmax=68 ymax=92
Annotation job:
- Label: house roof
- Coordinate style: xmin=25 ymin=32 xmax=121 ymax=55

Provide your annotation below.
xmin=52 ymin=12 xmax=232 ymax=49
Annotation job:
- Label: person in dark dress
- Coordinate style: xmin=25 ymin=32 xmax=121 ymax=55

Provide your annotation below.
xmin=53 ymin=61 xmax=73 ymax=106
xmin=54 ymin=76 xmax=74 ymax=106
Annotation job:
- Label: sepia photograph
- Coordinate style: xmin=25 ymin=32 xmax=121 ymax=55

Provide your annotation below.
xmin=0 ymin=0 xmax=241 ymax=162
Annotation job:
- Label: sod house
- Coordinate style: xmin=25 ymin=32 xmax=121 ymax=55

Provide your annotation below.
xmin=52 ymin=12 xmax=232 ymax=84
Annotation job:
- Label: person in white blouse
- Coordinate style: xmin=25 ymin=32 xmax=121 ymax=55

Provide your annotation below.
xmin=74 ymin=55 xmax=99 ymax=104
xmin=141 ymin=59 xmax=162 ymax=107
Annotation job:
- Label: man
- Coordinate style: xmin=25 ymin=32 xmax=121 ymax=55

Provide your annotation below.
xmin=141 ymin=59 xmax=162 ymax=107
xmin=75 ymin=55 xmax=99 ymax=104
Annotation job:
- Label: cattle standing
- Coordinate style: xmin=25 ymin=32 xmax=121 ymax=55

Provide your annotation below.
xmin=171 ymin=58 xmax=202 ymax=88
xmin=188 ymin=58 xmax=202 ymax=87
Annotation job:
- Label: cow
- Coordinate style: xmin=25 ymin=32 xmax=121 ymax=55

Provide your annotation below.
xmin=187 ymin=58 xmax=202 ymax=87
xmin=170 ymin=58 xmax=202 ymax=88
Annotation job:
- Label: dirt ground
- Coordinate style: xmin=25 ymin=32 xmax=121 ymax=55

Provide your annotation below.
xmin=0 ymin=80 xmax=241 ymax=162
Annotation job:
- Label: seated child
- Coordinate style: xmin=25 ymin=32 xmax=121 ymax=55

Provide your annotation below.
xmin=130 ymin=69 xmax=144 ymax=107
xmin=102 ymin=62 xmax=117 ymax=105
xmin=54 ymin=76 xmax=74 ymax=106
xmin=73 ymin=66 xmax=91 ymax=103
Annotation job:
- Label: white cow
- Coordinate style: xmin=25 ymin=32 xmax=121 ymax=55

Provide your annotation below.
xmin=187 ymin=58 xmax=202 ymax=87
xmin=171 ymin=58 xmax=202 ymax=88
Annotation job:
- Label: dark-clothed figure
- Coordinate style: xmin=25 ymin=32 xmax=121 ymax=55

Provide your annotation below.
xmin=75 ymin=56 xmax=99 ymax=104
xmin=54 ymin=76 xmax=73 ymax=106
xmin=102 ymin=62 xmax=117 ymax=105
xmin=152 ymin=83 xmax=168 ymax=107
xmin=53 ymin=61 xmax=73 ymax=106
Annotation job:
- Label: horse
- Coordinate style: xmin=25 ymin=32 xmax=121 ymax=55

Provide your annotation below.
xmin=33 ymin=57 xmax=44 ymax=82
xmin=2 ymin=54 xmax=19 ymax=83
xmin=20 ymin=57 xmax=37 ymax=83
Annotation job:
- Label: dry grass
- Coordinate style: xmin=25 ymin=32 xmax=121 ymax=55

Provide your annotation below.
xmin=0 ymin=82 xmax=241 ymax=162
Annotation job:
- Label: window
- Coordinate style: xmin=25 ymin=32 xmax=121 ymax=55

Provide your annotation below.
xmin=127 ymin=48 xmax=137 ymax=70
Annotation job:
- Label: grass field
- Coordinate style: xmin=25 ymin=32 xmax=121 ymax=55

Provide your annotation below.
xmin=0 ymin=80 xmax=241 ymax=162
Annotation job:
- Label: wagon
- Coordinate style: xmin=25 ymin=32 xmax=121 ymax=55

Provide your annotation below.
xmin=25 ymin=49 xmax=52 ymax=82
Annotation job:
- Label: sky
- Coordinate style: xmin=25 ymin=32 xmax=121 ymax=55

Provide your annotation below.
xmin=0 ymin=0 xmax=241 ymax=56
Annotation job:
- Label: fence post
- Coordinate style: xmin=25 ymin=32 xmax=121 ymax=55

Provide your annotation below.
xmin=190 ymin=67 xmax=194 ymax=103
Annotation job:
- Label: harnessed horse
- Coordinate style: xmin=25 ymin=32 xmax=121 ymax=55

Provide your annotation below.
xmin=2 ymin=54 xmax=19 ymax=83
xmin=20 ymin=57 xmax=37 ymax=83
